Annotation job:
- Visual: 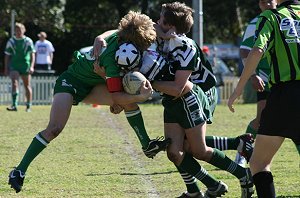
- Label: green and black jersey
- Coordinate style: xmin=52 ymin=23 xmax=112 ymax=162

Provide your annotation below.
xmin=254 ymin=0 xmax=300 ymax=86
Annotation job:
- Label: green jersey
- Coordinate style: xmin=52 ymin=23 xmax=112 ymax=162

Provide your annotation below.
xmin=4 ymin=36 xmax=35 ymax=70
xmin=67 ymin=32 xmax=121 ymax=86
xmin=254 ymin=1 xmax=300 ymax=86
xmin=241 ymin=16 xmax=270 ymax=90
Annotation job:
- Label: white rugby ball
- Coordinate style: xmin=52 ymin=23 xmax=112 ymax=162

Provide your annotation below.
xmin=122 ymin=71 xmax=147 ymax=95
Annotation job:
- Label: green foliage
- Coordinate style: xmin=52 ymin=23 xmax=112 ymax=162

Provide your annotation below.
xmin=0 ymin=104 xmax=299 ymax=197
xmin=0 ymin=0 xmax=261 ymax=74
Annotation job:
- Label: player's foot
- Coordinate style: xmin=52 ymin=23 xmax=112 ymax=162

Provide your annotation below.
xmin=204 ymin=181 xmax=228 ymax=197
xmin=176 ymin=191 xmax=205 ymax=198
xmin=8 ymin=168 xmax=25 ymax=193
xmin=6 ymin=106 xmax=18 ymax=111
xmin=240 ymin=168 xmax=254 ymax=198
xmin=143 ymin=136 xmax=171 ymax=158
xmin=235 ymin=153 xmax=246 ymax=168
xmin=26 ymin=107 xmax=31 ymax=112
xmin=236 ymin=133 xmax=254 ymax=162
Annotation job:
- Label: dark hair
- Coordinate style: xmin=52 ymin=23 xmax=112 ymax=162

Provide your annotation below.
xmin=161 ymin=2 xmax=194 ymax=34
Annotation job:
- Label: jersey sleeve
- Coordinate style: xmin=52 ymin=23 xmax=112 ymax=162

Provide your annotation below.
xmin=4 ymin=38 xmax=14 ymax=55
xmin=254 ymin=11 xmax=274 ymax=52
xmin=168 ymin=36 xmax=197 ymax=71
xmin=26 ymin=37 xmax=36 ymax=53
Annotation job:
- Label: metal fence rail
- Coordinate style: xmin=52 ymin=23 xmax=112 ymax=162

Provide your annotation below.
xmin=0 ymin=76 xmax=242 ymax=105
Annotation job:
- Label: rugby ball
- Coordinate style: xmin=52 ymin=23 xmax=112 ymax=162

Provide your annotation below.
xmin=122 ymin=71 xmax=147 ymax=95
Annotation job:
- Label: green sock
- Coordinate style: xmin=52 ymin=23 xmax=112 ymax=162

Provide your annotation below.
xmin=125 ymin=109 xmax=150 ymax=149
xmin=175 ymin=165 xmax=200 ymax=193
xmin=16 ymin=132 xmax=49 ymax=173
xmin=179 ymin=153 xmax=219 ymax=188
xmin=12 ymin=92 xmax=19 ymax=107
xmin=246 ymin=124 xmax=257 ymax=138
xmin=26 ymin=102 xmax=32 ymax=109
xmin=209 ymin=148 xmax=245 ymax=179
xmin=206 ymin=136 xmax=239 ymax=150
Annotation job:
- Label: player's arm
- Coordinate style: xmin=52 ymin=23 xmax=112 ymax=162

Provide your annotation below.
xmin=107 ymin=77 xmax=152 ymax=104
xmin=92 ymin=29 xmax=118 ymax=58
xmin=152 ymin=70 xmax=192 ymax=97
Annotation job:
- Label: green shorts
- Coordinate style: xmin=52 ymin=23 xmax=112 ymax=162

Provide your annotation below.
xmin=53 ymin=71 xmax=94 ymax=105
xmin=162 ymin=85 xmax=212 ymax=129
xmin=9 ymin=65 xmax=30 ymax=75
xmin=204 ymin=86 xmax=218 ymax=124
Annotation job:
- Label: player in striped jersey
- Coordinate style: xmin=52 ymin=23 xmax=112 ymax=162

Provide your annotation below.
xmin=151 ymin=2 xmax=254 ymax=197
xmin=228 ymin=0 xmax=300 ymax=197
xmin=237 ymin=0 xmax=278 ymax=167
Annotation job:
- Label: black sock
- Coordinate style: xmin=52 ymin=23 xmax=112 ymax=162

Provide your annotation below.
xmin=253 ymin=171 xmax=275 ymax=198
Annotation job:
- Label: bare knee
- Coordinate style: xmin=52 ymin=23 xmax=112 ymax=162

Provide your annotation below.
xmin=43 ymin=124 xmax=64 ymax=141
xmin=167 ymin=150 xmax=182 ymax=165
xmin=191 ymin=147 xmax=213 ymax=162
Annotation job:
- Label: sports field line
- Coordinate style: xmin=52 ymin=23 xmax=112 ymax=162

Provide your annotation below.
xmin=99 ymin=110 xmax=160 ymax=198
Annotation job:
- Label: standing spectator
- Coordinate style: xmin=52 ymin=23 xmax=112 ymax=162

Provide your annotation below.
xmin=4 ymin=22 xmax=35 ymax=112
xmin=228 ymin=0 xmax=300 ymax=197
xmin=34 ymin=31 xmax=54 ymax=70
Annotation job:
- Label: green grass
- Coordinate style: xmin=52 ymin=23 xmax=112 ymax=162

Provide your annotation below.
xmin=0 ymin=104 xmax=299 ymax=198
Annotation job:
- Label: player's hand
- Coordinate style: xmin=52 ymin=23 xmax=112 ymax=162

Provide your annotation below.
xmin=110 ymin=104 xmax=124 ymax=114
xmin=139 ymin=80 xmax=153 ymax=101
xmin=29 ymin=67 xmax=34 ymax=74
xmin=93 ymin=64 xmax=106 ymax=79
xmin=227 ymin=89 xmax=242 ymax=113
xmin=250 ymin=75 xmax=265 ymax=92
xmin=92 ymin=36 xmax=107 ymax=59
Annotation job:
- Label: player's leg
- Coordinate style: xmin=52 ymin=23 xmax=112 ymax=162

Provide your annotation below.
xmin=8 ymin=93 xmax=74 ymax=193
xmin=250 ymin=135 xmax=284 ymax=198
xmin=7 ymin=71 xmax=20 ymax=111
xmin=21 ymin=74 xmax=32 ymax=112
xmin=82 ymin=84 xmax=114 ymax=106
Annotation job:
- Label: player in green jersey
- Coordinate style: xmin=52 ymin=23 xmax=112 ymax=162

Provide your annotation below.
xmin=236 ymin=0 xmax=277 ymax=167
xmin=4 ymin=22 xmax=35 ymax=112
xmin=149 ymin=2 xmax=254 ymax=198
xmin=8 ymin=11 xmax=169 ymax=194
xmin=228 ymin=0 xmax=300 ymax=197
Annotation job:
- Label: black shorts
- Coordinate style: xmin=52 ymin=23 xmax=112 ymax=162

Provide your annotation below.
xmin=258 ymin=81 xmax=300 ymax=144
xmin=257 ymin=90 xmax=269 ymax=101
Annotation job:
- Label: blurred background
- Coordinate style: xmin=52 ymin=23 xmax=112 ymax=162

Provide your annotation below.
xmin=0 ymin=0 xmax=259 ymax=75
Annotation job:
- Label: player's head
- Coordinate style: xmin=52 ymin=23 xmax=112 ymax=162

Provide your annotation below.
xmin=115 ymin=42 xmax=141 ymax=71
xmin=259 ymin=0 xmax=277 ymax=11
xmin=118 ymin=11 xmax=156 ymax=51
xmin=15 ymin=22 xmax=26 ymax=37
xmin=158 ymin=2 xmax=194 ymax=34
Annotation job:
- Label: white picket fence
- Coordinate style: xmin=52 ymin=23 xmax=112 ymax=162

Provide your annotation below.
xmin=0 ymin=76 xmax=56 ymax=105
xmin=0 ymin=76 xmax=242 ymax=105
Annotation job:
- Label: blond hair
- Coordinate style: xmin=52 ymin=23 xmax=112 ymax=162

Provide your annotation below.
xmin=118 ymin=11 xmax=156 ymax=51
xmin=161 ymin=2 xmax=194 ymax=34
xmin=15 ymin=22 xmax=26 ymax=32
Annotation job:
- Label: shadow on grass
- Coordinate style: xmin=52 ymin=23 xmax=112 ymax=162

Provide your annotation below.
xmin=276 ymin=196 xmax=300 ymax=198
xmin=86 ymin=170 xmax=178 ymax=176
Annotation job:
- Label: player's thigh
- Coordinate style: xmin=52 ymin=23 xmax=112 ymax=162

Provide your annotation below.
xmin=83 ymin=83 xmax=114 ymax=105
xmin=250 ymin=134 xmax=284 ymax=174
xmin=185 ymin=123 xmax=212 ymax=159
xmin=20 ymin=74 xmax=31 ymax=87
xmin=48 ymin=93 xmax=74 ymax=128
xmin=9 ymin=71 xmax=20 ymax=82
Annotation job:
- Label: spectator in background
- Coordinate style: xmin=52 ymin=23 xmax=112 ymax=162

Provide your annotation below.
xmin=4 ymin=22 xmax=35 ymax=112
xmin=34 ymin=31 xmax=54 ymax=70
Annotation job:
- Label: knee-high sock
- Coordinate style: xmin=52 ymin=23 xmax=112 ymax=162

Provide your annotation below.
xmin=17 ymin=132 xmax=49 ymax=173
xmin=253 ymin=171 xmax=276 ymax=198
xmin=125 ymin=109 xmax=150 ymax=149
xmin=175 ymin=165 xmax=201 ymax=194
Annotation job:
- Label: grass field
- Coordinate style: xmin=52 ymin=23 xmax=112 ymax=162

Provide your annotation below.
xmin=0 ymin=104 xmax=299 ymax=198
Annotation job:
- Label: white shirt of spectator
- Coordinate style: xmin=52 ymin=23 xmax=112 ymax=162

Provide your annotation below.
xmin=35 ymin=40 xmax=55 ymax=64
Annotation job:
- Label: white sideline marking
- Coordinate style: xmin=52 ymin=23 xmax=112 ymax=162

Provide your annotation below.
xmin=99 ymin=110 xmax=160 ymax=198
